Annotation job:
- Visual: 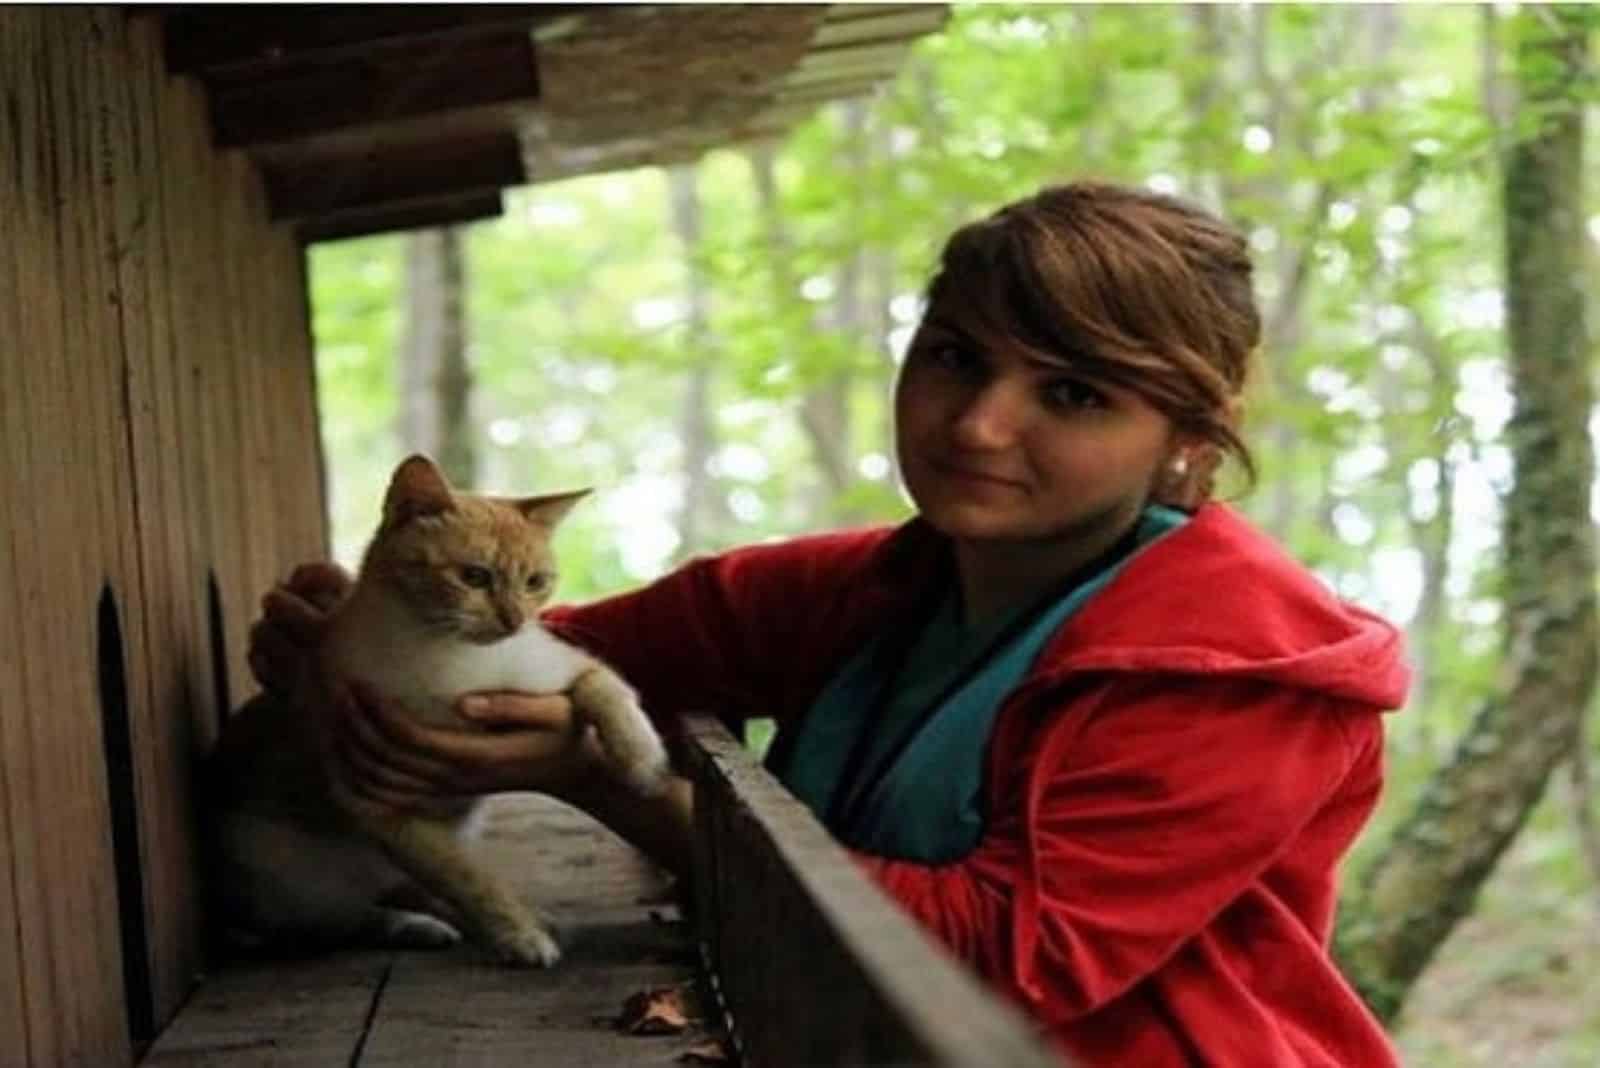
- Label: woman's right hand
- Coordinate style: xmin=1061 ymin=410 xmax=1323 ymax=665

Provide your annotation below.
xmin=247 ymin=562 xmax=353 ymax=695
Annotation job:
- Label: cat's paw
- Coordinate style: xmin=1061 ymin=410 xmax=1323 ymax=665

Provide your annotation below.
xmin=380 ymin=909 xmax=463 ymax=950
xmin=619 ymin=751 xmax=673 ymax=799
xmin=491 ymin=925 xmax=562 ymax=969
xmin=603 ymin=728 xmax=671 ymax=798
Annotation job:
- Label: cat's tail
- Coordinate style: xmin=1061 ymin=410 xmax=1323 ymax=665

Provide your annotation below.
xmin=569 ymin=665 xmax=672 ymax=797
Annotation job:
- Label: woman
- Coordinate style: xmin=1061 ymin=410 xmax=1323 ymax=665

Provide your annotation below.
xmin=252 ymin=181 xmax=1409 ymax=1066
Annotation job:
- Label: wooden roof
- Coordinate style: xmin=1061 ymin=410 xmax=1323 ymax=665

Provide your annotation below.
xmin=158 ymin=4 xmax=947 ymax=242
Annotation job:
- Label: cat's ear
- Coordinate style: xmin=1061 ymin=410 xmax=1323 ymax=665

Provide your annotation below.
xmin=383 ymin=454 xmax=455 ymax=527
xmin=515 ymin=489 xmax=590 ymax=529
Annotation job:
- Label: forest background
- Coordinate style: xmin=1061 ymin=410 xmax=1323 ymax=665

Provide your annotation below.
xmin=304 ymin=5 xmax=1599 ymax=1063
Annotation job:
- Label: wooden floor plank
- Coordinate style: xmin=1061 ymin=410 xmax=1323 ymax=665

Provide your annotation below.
xmin=142 ymin=796 xmax=714 ymax=1066
xmin=356 ymin=796 xmax=709 ymax=1067
xmin=139 ymin=953 xmax=389 ymax=1067
xmin=357 ymin=945 xmax=703 ymax=1068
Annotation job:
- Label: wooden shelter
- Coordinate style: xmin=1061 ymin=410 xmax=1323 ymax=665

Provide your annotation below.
xmin=1 ymin=5 xmax=1062 ymax=1066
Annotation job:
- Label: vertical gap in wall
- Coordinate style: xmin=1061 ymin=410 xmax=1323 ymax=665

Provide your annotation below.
xmin=96 ymin=585 xmax=155 ymax=1045
xmin=206 ymin=571 xmax=231 ymax=735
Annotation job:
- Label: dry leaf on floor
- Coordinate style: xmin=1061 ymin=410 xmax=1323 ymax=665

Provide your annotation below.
xmin=617 ymin=985 xmax=695 ymax=1035
xmin=677 ymin=1038 xmax=732 ymax=1063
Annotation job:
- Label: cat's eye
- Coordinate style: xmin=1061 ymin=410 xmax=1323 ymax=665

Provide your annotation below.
xmin=526 ymin=572 xmax=553 ymax=592
xmin=458 ymin=565 xmax=494 ymax=589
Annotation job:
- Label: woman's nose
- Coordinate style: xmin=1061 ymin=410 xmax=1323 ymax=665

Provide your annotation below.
xmin=950 ymin=379 xmax=1027 ymax=449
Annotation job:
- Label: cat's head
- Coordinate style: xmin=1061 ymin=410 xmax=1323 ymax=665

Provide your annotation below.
xmin=359 ymin=454 xmax=589 ymax=644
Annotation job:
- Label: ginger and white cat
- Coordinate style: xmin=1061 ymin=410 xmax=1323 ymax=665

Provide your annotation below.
xmin=204 ymin=455 xmax=669 ymax=967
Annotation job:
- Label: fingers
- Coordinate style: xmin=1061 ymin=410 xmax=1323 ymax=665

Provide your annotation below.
xmin=245 ymin=562 xmax=347 ymax=693
xmin=261 ymin=587 xmax=332 ymax=646
xmin=285 ymin=562 xmax=354 ymax=611
xmin=328 ymin=680 xmax=584 ymax=808
xmin=247 ymin=629 xmax=297 ymax=693
xmin=342 ymin=684 xmax=462 ymax=786
xmin=456 ymin=691 xmax=574 ymax=732
xmin=344 ymin=682 xmax=561 ymax=795
xmin=248 ymin=587 xmax=330 ymax=693
xmin=327 ymin=688 xmax=459 ymax=817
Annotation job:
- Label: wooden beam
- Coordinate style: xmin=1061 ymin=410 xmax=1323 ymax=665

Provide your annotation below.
xmin=683 ymin=717 xmax=1067 ymax=1068
xmin=297 ymin=193 xmax=505 ymax=244
xmin=210 ymin=31 xmax=538 ymax=148
xmin=771 ymin=79 xmax=887 ymax=109
xmin=264 ymin=131 xmax=525 ymax=222
xmin=814 ymin=5 xmax=949 ymax=50
xmin=785 ymin=46 xmax=914 ymax=90
xmin=162 ymin=5 xmax=570 ymax=79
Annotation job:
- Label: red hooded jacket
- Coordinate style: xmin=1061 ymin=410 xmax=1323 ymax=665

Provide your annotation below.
xmin=547 ymin=503 xmax=1410 ymax=1066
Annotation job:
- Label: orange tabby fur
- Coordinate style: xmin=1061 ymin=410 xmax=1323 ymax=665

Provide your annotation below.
xmin=204 ymin=455 xmax=668 ymax=966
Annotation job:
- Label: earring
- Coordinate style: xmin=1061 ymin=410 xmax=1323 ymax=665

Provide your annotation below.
xmin=1170 ymin=454 xmax=1189 ymax=478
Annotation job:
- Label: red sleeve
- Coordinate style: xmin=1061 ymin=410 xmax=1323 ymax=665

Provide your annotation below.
xmin=541 ymin=531 xmax=886 ymax=734
xmin=852 ymin=680 xmax=1371 ymax=1024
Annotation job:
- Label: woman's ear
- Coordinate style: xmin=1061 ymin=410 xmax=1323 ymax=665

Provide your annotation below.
xmin=1153 ymin=440 xmax=1218 ymax=511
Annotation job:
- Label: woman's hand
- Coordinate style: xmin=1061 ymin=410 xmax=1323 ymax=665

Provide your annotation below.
xmin=326 ymin=684 xmax=603 ymax=816
xmin=327 ymin=687 xmax=699 ymax=882
xmin=248 ymin=562 xmax=353 ymax=695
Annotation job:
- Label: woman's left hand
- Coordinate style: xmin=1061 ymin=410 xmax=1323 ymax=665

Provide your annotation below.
xmin=328 ymin=682 xmax=598 ymax=816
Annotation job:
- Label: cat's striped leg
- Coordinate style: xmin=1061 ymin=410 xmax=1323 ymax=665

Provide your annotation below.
xmin=570 ymin=664 xmax=671 ymax=796
xmin=365 ymin=812 xmax=561 ymax=968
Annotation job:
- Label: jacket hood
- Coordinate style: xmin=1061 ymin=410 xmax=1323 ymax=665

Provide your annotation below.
xmin=1038 ymin=503 xmax=1412 ymax=710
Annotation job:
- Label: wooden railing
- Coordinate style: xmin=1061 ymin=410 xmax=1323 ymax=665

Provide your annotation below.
xmin=682 ymin=716 xmax=1065 ymax=1068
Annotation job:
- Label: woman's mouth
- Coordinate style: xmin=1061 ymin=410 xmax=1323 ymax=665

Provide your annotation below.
xmin=931 ymin=460 xmax=1026 ymax=491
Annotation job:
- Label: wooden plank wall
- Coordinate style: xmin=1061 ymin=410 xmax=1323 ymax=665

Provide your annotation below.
xmin=0 ymin=8 xmax=328 ymax=1066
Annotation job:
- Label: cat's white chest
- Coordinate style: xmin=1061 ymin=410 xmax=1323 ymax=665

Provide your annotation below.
xmin=325 ymin=609 xmax=588 ymax=727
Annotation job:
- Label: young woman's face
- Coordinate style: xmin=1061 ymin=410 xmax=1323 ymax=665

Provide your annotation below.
xmin=894 ymin=307 xmax=1181 ymax=547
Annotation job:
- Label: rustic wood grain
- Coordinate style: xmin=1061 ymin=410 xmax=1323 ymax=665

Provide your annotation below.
xmin=108 ymin=11 xmax=211 ymax=1038
xmin=162 ymin=6 xmax=558 ymax=79
xmin=262 ymin=130 xmax=526 ymax=221
xmin=1 ymin=8 xmax=331 ymax=1062
xmin=210 ymin=31 xmax=539 ymax=149
xmin=356 ymin=796 xmax=707 ymax=1066
xmin=299 ymin=193 xmax=503 ymax=245
xmin=143 ymin=796 xmax=713 ymax=1066
xmin=684 ymin=716 xmax=1067 ymax=1068
xmin=139 ymin=952 xmax=390 ymax=1067
xmin=0 ymin=15 xmax=44 ymax=1061
xmin=27 ymin=10 xmax=133 ymax=1063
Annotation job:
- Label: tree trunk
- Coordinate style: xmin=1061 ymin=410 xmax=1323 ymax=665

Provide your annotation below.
xmin=1186 ymin=4 xmax=1338 ymax=536
xmin=667 ymin=162 xmax=718 ymax=555
xmin=864 ymin=181 xmax=899 ymax=485
xmin=747 ymin=139 xmax=852 ymax=516
xmin=811 ymin=100 xmax=876 ymax=513
xmin=1396 ymin=318 xmax=1460 ymax=734
xmin=398 ymin=227 xmax=474 ymax=485
xmin=1334 ymin=5 xmax=1596 ymax=1022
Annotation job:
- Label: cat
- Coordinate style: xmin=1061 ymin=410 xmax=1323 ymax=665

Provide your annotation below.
xmin=203 ymin=454 xmax=670 ymax=967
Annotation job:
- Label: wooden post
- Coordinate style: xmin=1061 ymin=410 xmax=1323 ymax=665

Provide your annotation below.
xmin=681 ymin=716 xmax=1066 ymax=1068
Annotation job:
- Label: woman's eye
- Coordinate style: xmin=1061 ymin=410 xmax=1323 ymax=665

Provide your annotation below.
xmin=1043 ymin=378 xmax=1108 ymax=412
xmin=459 ymin=565 xmax=494 ymax=589
xmin=526 ymin=572 xmax=552 ymax=592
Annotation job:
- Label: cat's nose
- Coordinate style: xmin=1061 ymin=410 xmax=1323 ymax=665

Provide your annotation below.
xmin=494 ymin=601 xmax=523 ymax=633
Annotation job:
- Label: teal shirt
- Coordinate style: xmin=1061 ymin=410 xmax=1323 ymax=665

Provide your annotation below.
xmin=771 ymin=505 xmax=1189 ymax=863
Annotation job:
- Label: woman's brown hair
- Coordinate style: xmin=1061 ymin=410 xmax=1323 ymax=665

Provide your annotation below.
xmin=927 ymin=180 xmax=1260 ymax=503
